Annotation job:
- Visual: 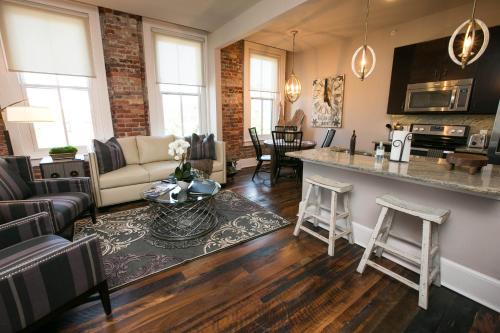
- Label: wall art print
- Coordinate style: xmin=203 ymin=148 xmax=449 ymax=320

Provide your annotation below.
xmin=312 ymin=74 xmax=345 ymax=128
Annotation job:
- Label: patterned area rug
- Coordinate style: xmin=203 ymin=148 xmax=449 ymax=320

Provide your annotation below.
xmin=74 ymin=190 xmax=289 ymax=290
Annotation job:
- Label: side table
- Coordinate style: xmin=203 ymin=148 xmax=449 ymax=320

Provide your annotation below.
xmin=39 ymin=154 xmax=86 ymax=179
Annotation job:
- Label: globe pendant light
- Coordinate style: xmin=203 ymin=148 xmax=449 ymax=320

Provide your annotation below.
xmin=285 ymin=30 xmax=302 ymax=103
xmin=351 ymin=0 xmax=376 ymax=81
xmin=448 ymin=0 xmax=489 ymax=68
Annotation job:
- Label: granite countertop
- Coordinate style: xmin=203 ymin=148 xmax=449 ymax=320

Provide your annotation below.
xmin=287 ymin=148 xmax=500 ymax=200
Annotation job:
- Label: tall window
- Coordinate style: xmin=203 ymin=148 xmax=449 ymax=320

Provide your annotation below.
xmin=250 ymin=54 xmax=278 ymax=136
xmin=243 ymin=41 xmax=286 ymax=141
xmin=19 ymin=73 xmax=94 ymax=149
xmin=150 ymin=31 xmax=206 ymax=137
xmin=0 ymin=0 xmax=113 ymax=157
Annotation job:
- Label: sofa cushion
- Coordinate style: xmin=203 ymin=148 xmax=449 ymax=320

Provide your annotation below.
xmin=30 ymin=192 xmax=91 ymax=231
xmin=93 ymin=137 xmax=126 ymax=174
xmin=141 ymin=161 xmax=179 ymax=182
xmin=99 ymin=164 xmax=149 ymax=189
xmin=0 ymin=235 xmax=70 ymax=271
xmin=0 ymin=158 xmax=32 ymax=200
xmin=212 ymin=159 xmax=223 ymax=172
xmin=189 ymin=134 xmax=217 ymax=160
xmin=136 ymin=135 xmax=175 ymax=164
xmin=117 ymin=137 xmax=140 ymax=165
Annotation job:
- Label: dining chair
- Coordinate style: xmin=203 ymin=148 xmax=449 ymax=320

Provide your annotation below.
xmin=321 ymin=128 xmax=336 ymax=148
xmin=271 ymin=130 xmax=303 ymax=183
xmin=248 ymin=127 xmax=272 ymax=181
xmin=275 ymin=125 xmax=297 ymax=132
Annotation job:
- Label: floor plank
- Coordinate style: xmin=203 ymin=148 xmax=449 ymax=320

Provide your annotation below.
xmin=40 ymin=168 xmax=499 ymax=333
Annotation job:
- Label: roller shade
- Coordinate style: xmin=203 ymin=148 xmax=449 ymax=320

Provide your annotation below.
xmin=250 ymin=53 xmax=278 ymax=93
xmin=153 ymin=31 xmax=203 ymax=86
xmin=0 ymin=1 xmax=95 ymax=77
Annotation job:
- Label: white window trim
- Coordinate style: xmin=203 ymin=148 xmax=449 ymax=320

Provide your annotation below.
xmin=143 ymin=18 xmax=209 ymax=136
xmin=0 ymin=0 xmax=113 ymax=159
xmin=243 ymin=41 xmax=286 ymax=143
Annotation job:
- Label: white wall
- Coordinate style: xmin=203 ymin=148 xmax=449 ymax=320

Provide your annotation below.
xmin=287 ymin=0 xmax=500 ymax=151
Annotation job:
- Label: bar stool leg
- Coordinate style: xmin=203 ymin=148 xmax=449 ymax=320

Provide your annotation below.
xmin=375 ymin=210 xmax=395 ymax=258
xmin=343 ymin=192 xmax=354 ymax=244
xmin=328 ymin=191 xmax=338 ymax=256
xmin=357 ymin=206 xmax=389 ymax=274
xmin=432 ymin=224 xmax=441 ymax=287
xmin=294 ymin=183 xmax=313 ymax=236
xmin=419 ymin=220 xmax=432 ymax=310
xmin=313 ymin=185 xmax=321 ymax=227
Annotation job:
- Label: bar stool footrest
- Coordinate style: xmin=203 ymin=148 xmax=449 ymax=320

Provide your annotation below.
xmin=366 ymin=260 xmax=419 ymax=291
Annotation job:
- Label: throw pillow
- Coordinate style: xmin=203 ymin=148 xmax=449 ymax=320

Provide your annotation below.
xmin=93 ymin=137 xmax=126 ymax=174
xmin=0 ymin=158 xmax=32 ymax=200
xmin=189 ymin=133 xmax=217 ymax=160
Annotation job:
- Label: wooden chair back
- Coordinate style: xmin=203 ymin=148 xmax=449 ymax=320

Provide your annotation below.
xmin=248 ymin=127 xmax=263 ymax=159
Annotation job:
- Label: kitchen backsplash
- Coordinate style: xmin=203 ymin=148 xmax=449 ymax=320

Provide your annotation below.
xmin=391 ymin=114 xmax=495 ymax=135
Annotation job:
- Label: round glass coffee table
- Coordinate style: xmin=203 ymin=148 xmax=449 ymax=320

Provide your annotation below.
xmin=143 ymin=180 xmax=221 ymax=241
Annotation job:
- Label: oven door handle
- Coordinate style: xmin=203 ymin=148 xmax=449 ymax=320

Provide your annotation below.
xmin=449 ymin=88 xmax=458 ymax=109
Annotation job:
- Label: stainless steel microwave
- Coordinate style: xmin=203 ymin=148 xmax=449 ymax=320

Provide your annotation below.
xmin=404 ymin=79 xmax=473 ymax=112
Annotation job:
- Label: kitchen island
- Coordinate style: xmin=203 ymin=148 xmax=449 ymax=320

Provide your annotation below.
xmin=287 ymin=148 xmax=500 ymax=311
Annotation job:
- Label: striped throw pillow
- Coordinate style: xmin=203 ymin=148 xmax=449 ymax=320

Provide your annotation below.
xmin=0 ymin=158 xmax=32 ymax=200
xmin=93 ymin=137 xmax=126 ymax=174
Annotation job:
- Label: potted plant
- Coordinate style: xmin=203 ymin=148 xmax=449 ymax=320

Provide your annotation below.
xmin=49 ymin=146 xmax=78 ymax=160
xmin=168 ymin=139 xmax=195 ymax=189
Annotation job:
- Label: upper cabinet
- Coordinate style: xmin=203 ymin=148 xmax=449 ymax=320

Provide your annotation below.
xmin=387 ymin=25 xmax=500 ymax=115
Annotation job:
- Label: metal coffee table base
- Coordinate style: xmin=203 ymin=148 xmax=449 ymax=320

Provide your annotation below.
xmin=149 ymin=197 xmax=219 ymax=241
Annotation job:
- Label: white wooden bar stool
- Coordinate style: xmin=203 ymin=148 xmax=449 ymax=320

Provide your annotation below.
xmin=293 ymin=175 xmax=354 ymax=256
xmin=357 ymin=194 xmax=450 ymax=309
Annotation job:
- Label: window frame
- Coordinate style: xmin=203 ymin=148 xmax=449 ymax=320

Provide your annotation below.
xmin=0 ymin=0 xmax=113 ymax=159
xmin=243 ymin=41 xmax=286 ymax=142
xmin=143 ymin=19 xmax=209 ymax=137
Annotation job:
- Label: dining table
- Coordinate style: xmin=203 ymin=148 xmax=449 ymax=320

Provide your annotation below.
xmin=263 ymin=138 xmax=317 ymax=185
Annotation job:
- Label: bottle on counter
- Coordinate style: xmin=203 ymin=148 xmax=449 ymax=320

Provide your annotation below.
xmin=375 ymin=141 xmax=385 ymax=160
xmin=350 ymin=130 xmax=357 ymax=155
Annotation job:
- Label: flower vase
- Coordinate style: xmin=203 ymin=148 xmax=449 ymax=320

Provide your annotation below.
xmin=177 ymin=180 xmax=190 ymax=190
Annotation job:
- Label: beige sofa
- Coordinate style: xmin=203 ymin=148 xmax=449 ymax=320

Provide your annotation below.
xmin=89 ymin=135 xmax=226 ymax=207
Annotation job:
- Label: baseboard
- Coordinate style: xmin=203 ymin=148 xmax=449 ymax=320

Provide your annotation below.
xmin=302 ymin=208 xmax=500 ymax=312
xmin=236 ymin=157 xmax=258 ymax=170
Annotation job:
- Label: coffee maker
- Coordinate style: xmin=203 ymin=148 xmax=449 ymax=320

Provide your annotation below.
xmin=488 ymin=100 xmax=500 ymax=165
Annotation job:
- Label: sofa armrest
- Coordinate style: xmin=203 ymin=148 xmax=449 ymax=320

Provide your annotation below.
xmin=214 ymin=141 xmax=226 ymax=184
xmin=0 ymin=212 xmax=54 ymax=250
xmin=0 ymin=199 xmax=58 ymax=231
xmin=88 ymin=152 xmax=103 ymax=207
xmin=29 ymin=177 xmax=93 ymax=198
xmin=0 ymin=234 xmax=106 ymax=332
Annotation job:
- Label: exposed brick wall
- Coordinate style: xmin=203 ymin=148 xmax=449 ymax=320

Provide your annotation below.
xmin=221 ymin=41 xmax=255 ymax=161
xmin=99 ymin=8 xmax=149 ymax=137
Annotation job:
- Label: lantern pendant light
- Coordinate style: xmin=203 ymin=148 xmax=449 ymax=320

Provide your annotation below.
xmin=284 ymin=30 xmax=302 ymax=103
xmin=351 ymin=0 xmax=376 ymax=81
xmin=448 ymin=0 xmax=489 ymax=68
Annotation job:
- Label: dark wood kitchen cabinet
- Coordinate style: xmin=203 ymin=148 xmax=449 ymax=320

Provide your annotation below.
xmin=387 ymin=25 xmax=500 ymax=115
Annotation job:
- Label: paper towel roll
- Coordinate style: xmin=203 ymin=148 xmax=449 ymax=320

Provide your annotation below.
xmin=390 ymin=130 xmax=412 ymax=162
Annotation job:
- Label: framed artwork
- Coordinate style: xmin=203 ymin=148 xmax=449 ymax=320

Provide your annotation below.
xmin=312 ymin=74 xmax=345 ymax=128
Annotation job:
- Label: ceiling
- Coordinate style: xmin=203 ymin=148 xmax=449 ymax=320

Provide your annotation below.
xmin=247 ymin=0 xmax=473 ymax=51
xmin=77 ymin=0 xmax=262 ymax=32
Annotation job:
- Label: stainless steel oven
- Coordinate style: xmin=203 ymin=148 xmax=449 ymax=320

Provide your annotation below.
xmin=404 ymin=79 xmax=473 ymax=112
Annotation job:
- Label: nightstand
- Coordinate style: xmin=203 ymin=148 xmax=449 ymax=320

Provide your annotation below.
xmin=39 ymin=154 xmax=86 ymax=179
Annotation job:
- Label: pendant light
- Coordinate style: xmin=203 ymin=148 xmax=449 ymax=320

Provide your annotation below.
xmin=351 ymin=0 xmax=376 ymax=81
xmin=284 ymin=30 xmax=302 ymax=103
xmin=448 ymin=0 xmax=489 ymax=68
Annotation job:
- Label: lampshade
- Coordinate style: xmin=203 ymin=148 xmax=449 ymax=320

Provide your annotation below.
xmin=4 ymin=106 xmax=54 ymax=123
xmin=284 ymin=73 xmax=302 ymax=103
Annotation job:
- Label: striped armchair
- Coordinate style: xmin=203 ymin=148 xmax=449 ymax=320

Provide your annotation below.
xmin=0 ymin=212 xmax=111 ymax=332
xmin=0 ymin=156 xmax=96 ymax=238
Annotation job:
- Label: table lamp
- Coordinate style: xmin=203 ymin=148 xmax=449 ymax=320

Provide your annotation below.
xmin=0 ymin=100 xmax=54 ymax=155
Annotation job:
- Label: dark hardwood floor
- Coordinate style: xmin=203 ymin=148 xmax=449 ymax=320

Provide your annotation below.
xmin=42 ymin=168 xmax=499 ymax=332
